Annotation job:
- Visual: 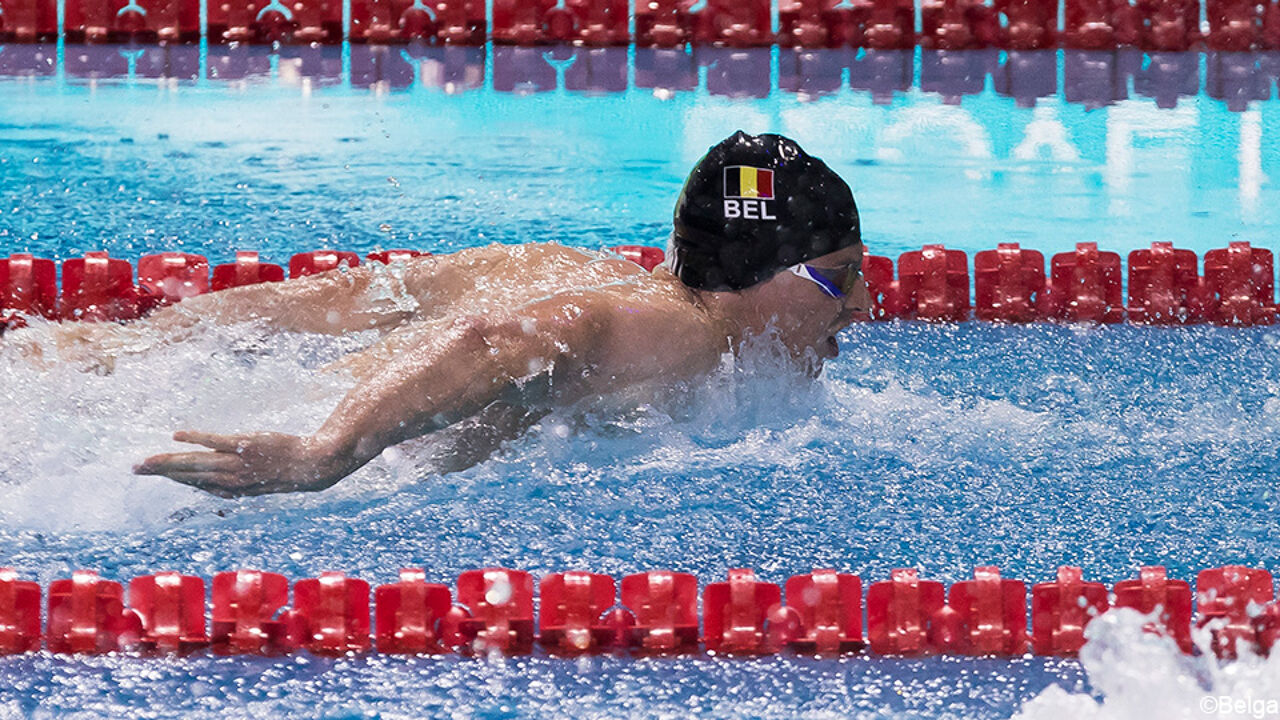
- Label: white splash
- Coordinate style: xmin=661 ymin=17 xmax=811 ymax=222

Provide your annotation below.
xmin=1014 ymin=609 xmax=1280 ymax=720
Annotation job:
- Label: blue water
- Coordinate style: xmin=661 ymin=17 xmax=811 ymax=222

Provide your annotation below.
xmin=2 ymin=46 xmax=1280 ymax=718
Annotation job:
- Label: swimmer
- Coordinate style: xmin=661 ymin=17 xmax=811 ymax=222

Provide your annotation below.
xmin=21 ymin=131 xmax=869 ymax=496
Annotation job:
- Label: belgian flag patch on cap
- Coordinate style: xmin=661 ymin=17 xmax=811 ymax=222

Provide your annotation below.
xmin=723 ymin=166 xmax=775 ymax=199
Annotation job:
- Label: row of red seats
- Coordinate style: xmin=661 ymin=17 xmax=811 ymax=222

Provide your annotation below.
xmin=0 ymin=247 xmax=659 ymax=332
xmin=4 ymin=0 xmax=1279 ymax=50
xmin=865 ymin=241 xmax=1277 ymax=325
xmin=0 ymin=565 xmax=1275 ymax=658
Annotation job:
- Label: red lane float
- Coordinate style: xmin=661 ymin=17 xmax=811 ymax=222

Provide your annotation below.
xmin=1139 ymin=0 xmax=1199 ymax=50
xmin=974 ymin=243 xmax=1046 ymax=322
xmin=0 ymin=569 xmax=41 ymax=654
xmin=1203 ymin=242 xmax=1276 ymax=325
xmin=1197 ymin=566 xmax=1274 ymax=659
xmin=288 ymin=571 xmax=371 ymax=654
xmin=866 ymin=568 xmax=948 ymax=655
xmin=128 ymin=572 xmax=209 ymax=652
xmin=211 ymin=569 xmax=292 ymax=654
xmin=60 ymin=252 xmax=143 ymax=322
xmin=702 ymin=568 xmax=782 ymax=654
xmin=375 ymin=568 xmax=453 ymax=653
xmin=5 ymin=565 xmax=1280 ymax=658
xmin=1113 ymin=565 xmax=1194 ymax=653
xmin=946 ymin=566 xmax=1027 ymax=655
xmin=451 ymin=567 xmax=535 ymax=653
xmin=138 ymin=252 xmax=210 ymax=308
xmin=783 ymin=569 xmax=864 ymax=653
xmin=1045 ymin=242 xmax=1125 ymax=323
xmin=1 ymin=253 xmax=57 ymax=321
xmin=1063 ymin=0 xmax=1125 ymax=49
xmin=1030 ymin=566 xmax=1108 ymax=655
xmin=367 ymin=249 xmax=424 ymax=264
xmin=289 ymin=250 xmax=361 ymax=279
xmin=896 ymin=245 xmax=971 ymax=322
xmin=212 ymin=251 xmax=286 ymax=291
xmin=63 ymin=0 xmax=199 ymax=43
xmin=47 ymin=570 xmax=141 ymax=653
xmin=610 ymin=245 xmax=666 ymax=272
xmin=1127 ymin=241 xmax=1208 ymax=324
xmin=538 ymin=571 xmax=617 ymax=653
xmin=694 ymin=0 xmax=772 ymax=47
xmin=350 ymin=0 xmax=485 ymax=43
xmin=619 ymin=570 xmax=700 ymax=653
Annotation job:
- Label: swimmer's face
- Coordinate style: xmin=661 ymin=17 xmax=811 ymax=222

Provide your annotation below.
xmin=754 ymin=244 xmax=869 ymax=373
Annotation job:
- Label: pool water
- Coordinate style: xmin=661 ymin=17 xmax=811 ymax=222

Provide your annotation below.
xmin=2 ymin=45 xmax=1280 ymax=718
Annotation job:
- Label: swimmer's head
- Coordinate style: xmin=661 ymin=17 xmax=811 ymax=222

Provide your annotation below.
xmin=669 ymin=131 xmax=861 ymax=292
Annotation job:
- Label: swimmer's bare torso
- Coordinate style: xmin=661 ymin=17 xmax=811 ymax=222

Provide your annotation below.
xmin=18 ymin=240 xmax=863 ymax=497
xmin=49 ymin=243 xmax=730 ymax=496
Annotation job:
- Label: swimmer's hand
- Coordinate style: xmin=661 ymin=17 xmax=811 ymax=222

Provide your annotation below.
xmin=134 ymin=430 xmax=342 ymax=498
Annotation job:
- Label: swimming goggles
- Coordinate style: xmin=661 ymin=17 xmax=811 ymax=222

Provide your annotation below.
xmin=790 ymin=262 xmax=861 ymax=299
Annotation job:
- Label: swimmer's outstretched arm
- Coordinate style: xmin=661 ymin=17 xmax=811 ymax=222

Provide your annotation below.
xmin=134 ymin=301 xmax=601 ymax=497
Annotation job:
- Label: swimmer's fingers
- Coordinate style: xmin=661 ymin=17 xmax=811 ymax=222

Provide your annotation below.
xmin=134 ymin=451 xmax=243 ymax=475
xmin=172 ymin=430 xmax=244 ymax=453
xmin=160 ymin=471 xmax=246 ymax=499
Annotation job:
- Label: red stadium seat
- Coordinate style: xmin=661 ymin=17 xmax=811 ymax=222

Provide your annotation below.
xmin=1030 ymin=566 xmax=1108 ymax=655
xmin=538 ymin=571 xmax=617 ymax=653
xmin=1139 ymin=0 xmax=1199 ymax=50
xmin=211 ymin=570 xmax=293 ymax=654
xmin=778 ymin=0 xmax=857 ymax=48
xmin=694 ymin=0 xmax=772 ymax=46
xmin=0 ymin=0 xmax=58 ymax=41
xmin=921 ymin=0 xmax=998 ymax=49
xmin=449 ymin=568 xmax=535 ymax=653
xmin=860 ymin=0 xmax=915 ymax=48
xmin=208 ymin=0 xmax=341 ymax=43
xmin=1113 ymin=566 xmax=1193 ymax=653
xmin=702 ymin=568 xmax=782 ymax=654
xmin=0 ymin=568 xmax=41 ymax=654
xmin=619 ymin=570 xmax=699 ymax=653
xmin=288 ymin=572 xmax=371 ymax=655
xmin=374 ymin=569 xmax=453 ymax=653
xmin=996 ymin=0 xmax=1056 ymax=48
xmin=1205 ymin=0 xmax=1264 ymax=50
xmin=635 ymin=0 xmax=695 ymax=46
xmin=783 ymin=569 xmax=864 ymax=653
xmin=1197 ymin=566 xmax=1274 ymax=659
xmin=46 ymin=570 xmax=141 ymax=653
xmin=63 ymin=0 xmax=199 ymax=42
xmin=289 ymin=250 xmax=361 ymax=279
xmin=211 ymin=252 xmax=286 ymax=291
xmin=866 ymin=568 xmax=947 ymax=654
xmin=128 ymin=572 xmax=209 ymax=652
xmin=974 ymin=243 xmax=1046 ymax=322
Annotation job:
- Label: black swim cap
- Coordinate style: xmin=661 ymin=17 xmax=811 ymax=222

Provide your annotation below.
xmin=669 ymin=131 xmax=860 ymax=291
